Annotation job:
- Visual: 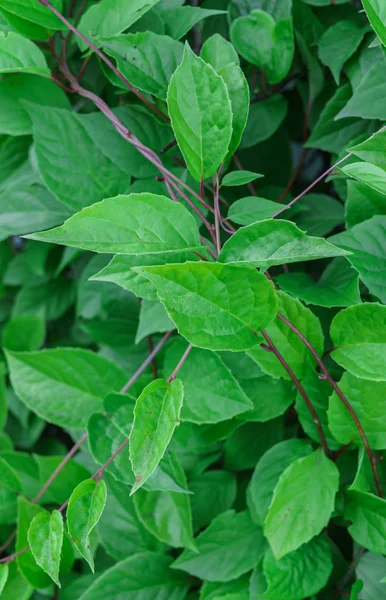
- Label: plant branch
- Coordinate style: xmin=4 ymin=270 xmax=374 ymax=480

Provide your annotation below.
xmin=167 ymin=344 xmax=193 ymax=383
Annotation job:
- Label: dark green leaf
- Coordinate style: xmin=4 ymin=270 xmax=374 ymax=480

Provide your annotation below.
xmin=240 ymin=95 xmax=288 ymax=149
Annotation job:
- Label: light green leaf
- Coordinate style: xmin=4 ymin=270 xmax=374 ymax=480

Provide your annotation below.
xmin=136 ymin=262 xmax=277 ymax=351
xmin=330 ymin=304 xmax=386 ymax=381
xmin=336 ymin=62 xmax=386 ymax=121
xmin=167 ymin=44 xmax=232 ymax=181
xmin=328 ymin=372 xmax=386 ymax=449
xmin=240 ymin=95 xmax=287 ymax=149
xmin=172 ymin=510 xmax=265 ymax=581
xmin=248 ymin=291 xmax=324 ymax=380
xmin=0 ymin=564 xmax=8 ymax=595
xmin=67 ymin=479 xmax=107 ymax=572
xmin=357 ymin=552 xmax=386 ymax=599
xmin=16 ymin=496 xmax=51 ymax=589
xmin=98 ymin=32 xmax=183 ymax=99
xmin=330 ymin=216 xmax=386 ymax=303
xmin=0 ymin=0 xmax=64 ymax=29
xmin=130 ymin=378 xmax=184 ymax=493
xmin=28 ymin=193 xmax=201 ymax=255
xmin=362 ymin=0 xmax=386 ymax=47
xmin=0 ymin=456 xmax=22 ymax=492
xmin=6 ymin=347 xmax=127 ymax=428
xmin=351 ymin=580 xmax=364 ymax=600
xmin=190 ymin=470 xmax=237 ymax=531
xmin=218 ymin=62 xmax=249 ymax=159
xmin=78 ymin=0 xmax=162 ymax=49
xmin=219 ymin=219 xmax=348 ymax=268
xmin=0 ymin=562 xmax=31 ymax=600
xmin=350 ymin=129 xmax=386 ymax=169
xmin=163 ymin=339 xmax=253 ymax=423
xmin=160 ymin=6 xmax=226 ymax=40
xmin=346 ymin=180 xmax=386 ymax=228
xmin=276 ymin=258 xmax=361 ymax=308
xmin=318 ymin=21 xmax=366 ymax=84
xmin=0 ymin=32 xmax=49 ymax=76
xmin=345 ymin=489 xmax=386 ymax=554
xmin=227 ymin=196 xmax=279 ymax=225
xmin=263 ymin=536 xmax=333 ymax=600
xmin=28 ymin=510 xmax=63 ymax=586
xmin=136 ymin=299 xmax=174 ymax=343
xmin=264 ymin=449 xmax=339 ymax=558
xmin=77 ymin=553 xmax=189 ymax=600
xmin=200 ymin=33 xmax=239 ymax=71
xmin=247 ymin=439 xmax=313 ymax=526
xmin=343 ymin=162 xmax=386 ymax=196
xmin=222 ymin=171 xmax=263 ymax=187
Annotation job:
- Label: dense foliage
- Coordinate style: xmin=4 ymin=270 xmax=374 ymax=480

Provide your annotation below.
xmin=0 ymin=0 xmax=385 ymax=598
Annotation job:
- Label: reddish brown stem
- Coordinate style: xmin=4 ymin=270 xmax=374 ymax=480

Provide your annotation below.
xmin=146 ymin=336 xmax=158 ymax=380
xmin=167 ymin=344 xmax=193 ymax=383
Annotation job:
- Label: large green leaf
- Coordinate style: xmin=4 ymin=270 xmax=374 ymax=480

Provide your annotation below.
xmin=219 ymin=219 xmax=348 ymax=268
xmin=330 ymin=304 xmax=386 ymax=381
xmin=163 ymin=339 xmax=253 ymax=423
xmin=6 ymin=348 xmax=127 ymax=428
xmin=136 ymin=262 xmax=277 ymax=351
xmin=27 ymin=193 xmax=201 ymax=255
xmin=130 ymin=378 xmax=184 ymax=493
xmin=318 ymin=21 xmax=366 ymax=84
xmin=248 ymin=291 xmax=324 ymax=380
xmin=98 ymin=32 xmax=183 ymax=99
xmin=67 ymin=479 xmax=107 ymax=572
xmin=264 ymin=449 xmax=339 ymax=558
xmin=0 ymin=32 xmax=49 ymax=75
xmin=0 ymin=0 xmax=64 ymax=29
xmin=172 ymin=510 xmax=265 ymax=581
xmin=28 ymin=510 xmax=63 ymax=586
xmin=167 ymin=44 xmax=232 ymax=181
xmin=330 ymin=216 xmax=386 ymax=303
xmin=345 ymin=489 xmax=386 ymax=554
xmin=77 ymin=553 xmax=189 ymax=600
xmin=247 ymin=439 xmax=313 ymax=526
xmin=328 ymin=372 xmax=386 ymax=449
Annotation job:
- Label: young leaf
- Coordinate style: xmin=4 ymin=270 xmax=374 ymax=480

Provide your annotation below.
xmin=227 ymin=196 xmax=279 ymax=225
xmin=350 ymin=129 xmax=386 ymax=168
xmin=160 ymin=6 xmax=226 ymax=40
xmin=172 ymin=510 xmax=266 ymax=582
xmin=0 ymin=564 xmax=8 ymax=595
xmin=6 ymin=348 xmax=128 ymax=428
xmin=136 ymin=262 xmax=277 ymax=351
xmin=219 ymin=219 xmax=349 ymax=268
xmin=130 ymin=378 xmax=184 ymax=493
xmin=342 ymin=162 xmax=386 ymax=196
xmin=318 ymin=21 xmax=366 ymax=84
xmin=330 ymin=303 xmax=386 ymax=381
xmin=135 ymin=299 xmax=174 ymax=343
xmin=28 ymin=510 xmax=63 ymax=587
xmin=221 ymin=171 xmax=263 ymax=187
xmin=0 ymin=32 xmax=49 ymax=76
xmin=27 ymin=193 xmax=201 ymax=255
xmin=167 ymin=44 xmax=232 ymax=181
xmin=264 ymin=449 xmax=339 ymax=558
xmin=16 ymin=496 xmax=51 ymax=589
xmin=67 ymin=479 xmax=107 ymax=572
xmin=218 ymin=62 xmax=250 ymax=159
xmin=200 ymin=33 xmax=239 ymax=71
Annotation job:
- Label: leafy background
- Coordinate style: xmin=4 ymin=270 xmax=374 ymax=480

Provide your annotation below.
xmin=0 ymin=0 xmax=385 ymax=599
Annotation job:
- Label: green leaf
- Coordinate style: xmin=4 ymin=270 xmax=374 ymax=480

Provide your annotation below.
xmin=263 ymin=536 xmax=333 ymax=600
xmin=28 ymin=193 xmax=201 ymax=255
xmin=0 ymin=0 xmax=64 ymax=29
xmin=276 ymin=258 xmax=361 ymax=308
xmin=77 ymin=553 xmax=189 ymax=600
xmin=130 ymin=378 xmax=184 ymax=493
xmin=190 ymin=470 xmax=237 ymax=531
xmin=2 ymin=315 xmax=45 ymax=352
xmin=240 ymin=95 xmax=288 ymax=149
xmin=167 ymin=44 xmax=232 ymax=181
xmin=342 ymin=162 xmax=386 ymax=196
xmin=136 ymin=262 xmax=277 ymax=351
xmin=78 ymin=0 xmax=162 ymax=49
xmin=336 ymin=62 xmax=386 ymax=121
xmin=264 ymin=449 xmax=339 ymax=558
xmin=0 ymin=32 xmax=49 ymax=75
xmin=220 ymin=219 xmax=348 ymax=268
xmin=351 ymin=580 xmax=364 ymax=600
xmin=248 ymin=291 xmax=324 ymax=380
xmin=357 ymin=552 xmax=386 ymax=599
xmin=0 ymin=562 xmax=31 ymax=600
xmin=16 ymin=496 xmax=51 ymax=589
xmin=345 ymin=489 xmax=386 ymax=554
xmin=28 ymin=510 xmax=63 ymax=587
xmin=222 ymin=171 xmax=263 ymax=187
xmin=330 ymin=216 xmax=386 ymax=303
xmin=328 ymin=372 xmax=386 ymax=449
xmin=350 ymin=129 xmax=386 ymax=169
xmin=35 ymin=454 xmax=91 ymax=506
xmin=0 ymin=456 xmax=22 ymax=492
xmin=98 ymin=32 xmax=183 ymax=99
xmin=318 ymin=21 xmax=366 ymax=84
xmin=12 ymin=276 xmax=75 ymax=322
xmin=0 ymin=564 xmax=8 ymax=595
xmin=160 ymin=6 xmax=226 ymax=40
xmin=236 ymin=375 xmax=295 ymax=423
xmin=67 ymin=479 xmax=107 ymax=572
xmin=172 ymin=510 xmax=266 ymax=581
xmin=362 ymin=0 xmax=386 ymax=47
xmin=218 ymin=62 xmax=250 ymax=159
xmin=163 ymin=339 xmax=253 ymax=423
xmin=227 ymin=196 xmax=279 ymax=225
xmin=224 ymin=418 xmax=284 ymax=471
xmin=291 ymin=193 xmax=344 ymax=237
xmin=231 ymin=11 xmax=294 ymax=84
xmin=200 ymin=33 xmax=239 ymax=71
xmin=330 ymin=304 xmax=386 ymax=381
xmin=6 ymin=347 xmax=128 ymax=428
xmin=346 ymin=180 xmax=386 ymax=228
xmin=247 ymin=439 xmax=313 ymax=526
xmin=136 ymin=299 xmax=174 ymax=343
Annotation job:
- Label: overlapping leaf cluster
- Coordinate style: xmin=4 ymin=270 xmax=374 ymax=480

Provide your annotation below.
xmin=0 ymin=0 xmax=385 ymax=599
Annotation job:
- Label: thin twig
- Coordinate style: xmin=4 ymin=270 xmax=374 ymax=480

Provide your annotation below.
xmin=213 ymin=174 xmax=221 ymax=254
xmin=167 ymin=344 xmax=193 ymax=383
xmin=121 ymin=331 xmax=173 ymax=393
xmin=146 ymin=336 xmax=158 ymax=380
